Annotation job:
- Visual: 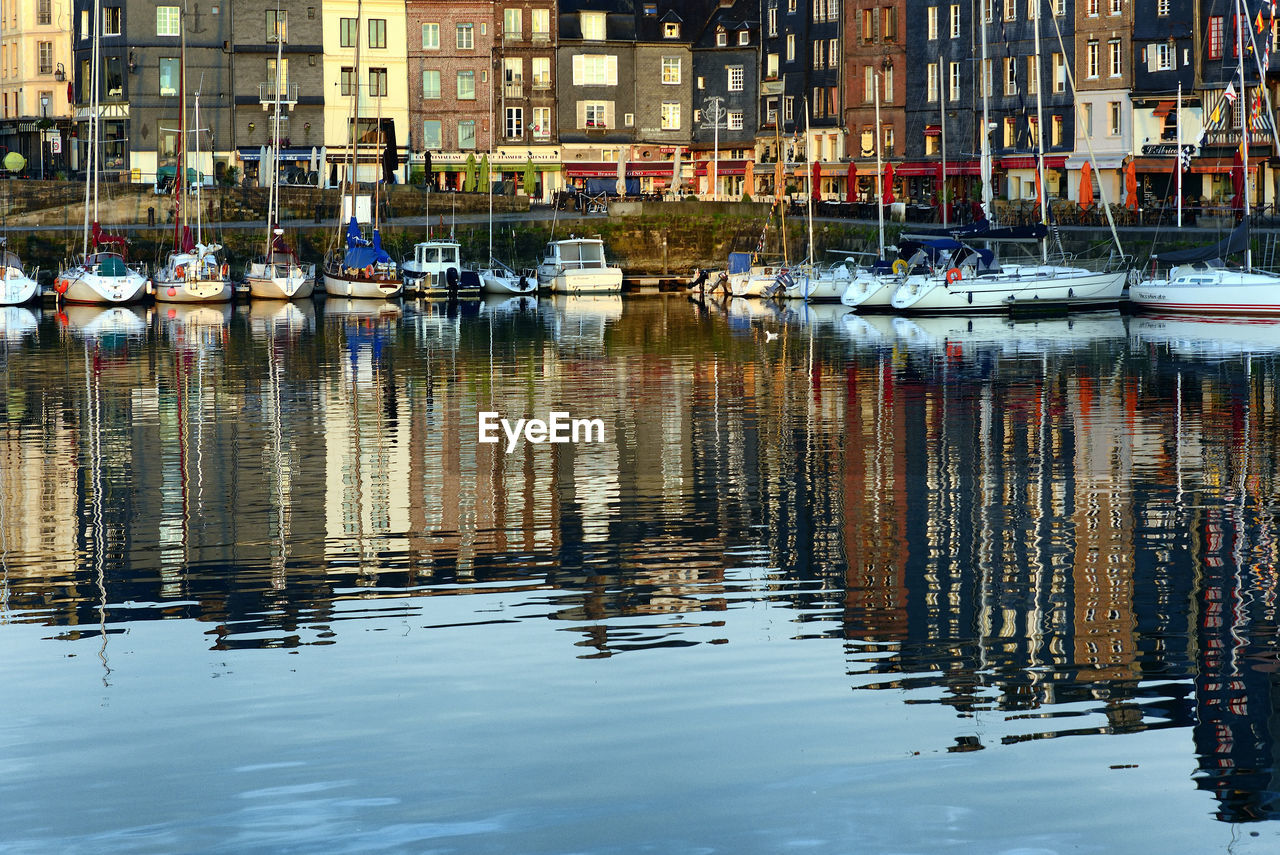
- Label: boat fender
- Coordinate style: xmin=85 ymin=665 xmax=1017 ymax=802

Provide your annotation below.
xmin=55 ymin=278 xmax=68 ymax=295
xmin=945 ymin=267 xmax=962 ymax=285
xmin=892 ymin=259 xmax=909 ymax=276
xmin=967 ymin=291 xmax=973 ymax=304
xmin=168 ymin=287 xmax=177 ymax=297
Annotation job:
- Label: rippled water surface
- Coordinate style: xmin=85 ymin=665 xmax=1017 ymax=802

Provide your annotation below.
xmin=3 ymin=296 xmax=1280 ymax=853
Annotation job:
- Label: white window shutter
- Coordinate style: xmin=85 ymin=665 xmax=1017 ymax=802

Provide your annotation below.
xmin=572 ymin=54 xmax=584 ymax=85
xmin=607 ymin=55 xmax=618 ymax=86
xmin=576 ymin=100 xmax=587 ymax=128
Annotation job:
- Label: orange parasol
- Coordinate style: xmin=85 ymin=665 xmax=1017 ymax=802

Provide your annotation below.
xmin=1124 ymin=160 xmax=1138 ymax=210
xmin=1078 ymin=161 xmax=1093 ymax=210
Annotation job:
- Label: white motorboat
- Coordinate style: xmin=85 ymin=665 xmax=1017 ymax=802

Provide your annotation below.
xmin=0 ymin=305 xmax=38 ymax=342
xmin=537 ymin=236 xmax=622 ymax=294
xmin=479 ymin=260 xmax=538 ymax=295
xmin=402 ymin=237 xmax=479 ymax=298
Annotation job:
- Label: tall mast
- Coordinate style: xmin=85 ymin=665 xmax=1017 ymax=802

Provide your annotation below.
xmin=804 ymin=97 xmax=814 ymax=267
xmin=488 ymin=44 xmax=494 ymax=265
xmin=939 ymin=53 xmax=947 ymax=228
xmin=1176 ymin=82 xmax=1182 ymax=229
xmin=84 ymin=0 xmax=102 ymax=255
xmin=1236 ymin=0 xmax=1251 ymax=269
xmin=1032 ymin=0 xmax=1047 ymax=262
xmin=174 ymin=8 xmax=187 ymax=251
xmin=979 ymin=0 xmax=992 ymax=222
xmin=269 ymin=5 xmax=284 ymax=256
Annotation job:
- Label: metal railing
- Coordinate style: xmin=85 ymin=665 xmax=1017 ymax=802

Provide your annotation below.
xmin=258 ymin=82 xmax=299 ymax=105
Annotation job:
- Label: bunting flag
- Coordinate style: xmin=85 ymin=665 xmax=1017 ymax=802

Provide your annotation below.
xmin=1256 ymin=9 xmax=1265 ymax=33
xmin=1225 ymin=81 xmax=1238 ymax=103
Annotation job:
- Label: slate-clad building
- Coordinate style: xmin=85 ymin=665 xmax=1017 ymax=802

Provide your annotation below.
xmin=230 ymin=0 xmax=327 ymax=188
xmin=691 ymin=0 xmax=759 ymax=199
xmin=73 ymin=0 xmax=233 ymax=184
xmin=758 ymin=0 xmax=845 ymax=193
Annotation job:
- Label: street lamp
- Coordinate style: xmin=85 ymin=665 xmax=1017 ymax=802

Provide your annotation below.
xmin=40 ymin=93 xmax=49 ymax=180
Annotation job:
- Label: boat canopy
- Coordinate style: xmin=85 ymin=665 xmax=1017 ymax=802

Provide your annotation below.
xmin=1154 ymin=222 xmax=1249 ymax=264
xmin=728 ymin=252 xmax=753 ymax=274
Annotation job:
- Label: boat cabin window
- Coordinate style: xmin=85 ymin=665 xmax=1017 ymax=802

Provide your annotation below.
xmin=559 ymin=242 xmax=582 ymax=263
xmin=578 ymin=242 xmax=605 ymax=264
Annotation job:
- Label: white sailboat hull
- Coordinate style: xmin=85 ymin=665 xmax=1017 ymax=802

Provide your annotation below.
xmin=1129 ymin=268 xmax=1280 ymax=314
xmin=153 ymin=275 xmax=233 ymax=303
xmin=541 ymin=267 xmax=623 ymax=294
xmin=0 ymin=269 xmax=39 ymax=305
xmin=841 ymin=271 xmax=899 ymax=308
xmin=246 ymin=266 xmax=314 ymax=300
xmin=481 ymin=270 xmax=537 ymax=295
xmin=57 ymin=266 xmax=150 ymax=305
xmin=891 ymin=266 xmax=1127 ymax=312
xmin=322 ymin=271 xmax=403 ymax=299
xmin=783 ymin=269 xmax=851 ymax=301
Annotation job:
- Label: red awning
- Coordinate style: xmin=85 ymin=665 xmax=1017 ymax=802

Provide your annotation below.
xmin=694 ymin=159 xmax=747 ymax=176
xmin=1152 ymin=101 xmax=1176 ymax=118
xmin=893 ymin=161 xmax=983 ymax=177
xmin=1132 ymin=155 xmax=1266 ymax=174
xmin=564 ymin=161 xmax=674 ymax=178
xmin=999 ymin=155 xmax=1068 ymax=169
xmin=923 ymin=125 xmax=941 ymax=137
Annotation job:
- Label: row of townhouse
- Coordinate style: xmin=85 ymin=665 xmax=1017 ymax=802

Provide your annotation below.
xmin=5 ymin=1 xmax=1277 ymax=208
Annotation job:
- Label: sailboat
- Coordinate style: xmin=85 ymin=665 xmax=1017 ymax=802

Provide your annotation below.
xmin=152 ymin=16 xmax=233 ymax=305
xmin=53 ymin=0 xmax=148 ymax=306
xmin=245 ymin=11 xmax=314 ymax=301
xmin=1129 ymin=0 xmax=1280 ymax=314
xmin=0 ymin=239 xmax=39 ymax=306
xmin=321 ymin=0 xmax=402 ymax=299
xmin=780 ymin=103 xmax=852 ymax=301
xmin=476 ymin=114 xmax=534 ymax=295
xmin=887 ymin=0 xmax=1129 ymax=313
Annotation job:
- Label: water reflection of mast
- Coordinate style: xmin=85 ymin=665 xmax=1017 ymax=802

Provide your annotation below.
xmin=267 ymin=323 xmax=289 ymax=586
xmin=83 ymin=343 xmax=112 ymax=683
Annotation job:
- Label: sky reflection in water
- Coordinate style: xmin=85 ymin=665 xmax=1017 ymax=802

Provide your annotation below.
xmin=1 ymin=296 xmax=1279 ymax=853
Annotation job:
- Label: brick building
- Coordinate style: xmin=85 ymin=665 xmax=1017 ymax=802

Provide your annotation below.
xmin=493 ymin=1 xmax=559 ymax=198
xmin=406 ymin=0 xmax=495 ymax=190
xmin=843 ymin=1 xmax=906 ymax=202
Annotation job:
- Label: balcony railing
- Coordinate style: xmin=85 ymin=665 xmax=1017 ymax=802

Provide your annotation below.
xmin=532 ymin=79 xmax=551 ymax=91
xmin=258 ymin=81 xmax=299 ymax=108
xmin=504 ymin=82 xmax=524 ymax=99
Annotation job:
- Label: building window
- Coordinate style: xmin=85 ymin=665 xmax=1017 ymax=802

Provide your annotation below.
xmin=158 ymin=57 xmax=179 ymax=96
xmin=457 ymin=70 xmax=475 ymax=99
xmin=883 ymin=64 xmax=893 ymax=102
xmin=504 ymin=8 xmax=522 ymax=39
xmin=1208 ymin=17 xmax=1223 ymax=58
xmin=1027 ymin=0 xmax=1037 ymax=18
xmin=662 ymin=56 xmax=681 ymax=84
xmin=717 ymin=27 xmax=727 ymax=47
xmin=1108 ymin=39 xmax=1121 ymax=76
xmin=422 ymin=119 xmax=442 ymax=150
xmin=340 ymin=66 xmax=356 ymax=96
xmin=1086 ymin=41 xmax=1099 ymax=77
xmin=1157 ymin=0 xmax=1169 ymax=14
xmin=769 ymin=8 xmax=779 ymax=36
xmin=949 ymin=61 xmax=960 ymax=101
xmin=950 ymin=4 xmax=960 ymax=38
xmin=265 ymin=10 xmax=287 ymax=43
xmin=1003 ymin=116 xmax=1015 ymax=146
xmin=1051 ymin=114 xmax=1063 ymax=146
xmin=506 ymin=107 xmax=523 ymax=138
xmin=267 ymin=58 xmax=288 ymax=92
xmin=739 ymin=29 xmax=750 ymax=45
xmin=38 ymin=42 xmax=53 ymax=75
xmin=459 ymin=120 xmax=476 ymax=149
xmin=157 ymin=5 xmax=180 ymax=36
xmin=422 ymin=69 xmax=440 ymax=99
xmin=883 ymin=6 xmax=897 ymax=38
xmin=103 ymin=7 xmax=122 ymax=36
xmin=532 ymin=57 xmax=551 ymax=88
xmin=927 ymin=62 xmax=939 ymax=101
xmin=766 ymin=52 xmax=779 ymax=78
xmin=457 ymin=23 xmax=474 ymax=50
xmin=1027 ymin=56 xmax=1038 ymax=95
xmin=786 ymin=33 xmax=795 ymax=61
xmin=661 ymin=102 xmax=680 ymax=129
xmin=581 ymin=11 xmax=606 ymax=40
xmin=422 ymin=22 xmax=440 ymax=49
xmin=1110 ymin=0 xmax=1121 ymax=14
xmin=829 ymin=38 xmax=838 ymax=67
xmin=1087 ymin=0 xmax=1098 ymax=14
xmin=583 ymin=101 xmax=608 ymax=128
xmin=784 ymin=95 xmax=794 ymax=121
xmin=1108 ymin=101 xmax=1121 ymax=135
xmin=664 ymin=22 xmax=680 ymax=38
xmin=728 ymin=65 xmax=744 ymax=92
xmin=728 ymin=109 xmax=743 ymax=130
xmin=883 ymin=124 xmax=894 ymax=155
xmin=532 ymin=9 xmax=550 ymax=39
xmin=1004 ymin=0 xmax=1016 ymax=20
xmin=104 ymin=56 xmax=123 ymax=96
xmin=341 ymin=18 xmax=358 ymax=48
xmin=1152 ymin=42 xmax=1174 ymax=70
xmin=1004 ymin=56 xmax=1017 ymax=94
xmin=928 ymin=6 xmax=937 ymax=40
xmin=573 ymin=54 xmax=617 ymax=86
xmin=38 ymin=0 xmax=53 ymax=25
xmin=369 ymin=19 xmax=386 ymax=49
xmin=1052 ymin=52 xmax=1065 ymax=92
xmin=369 ymin=67 xmax=387 ymax=97
xmin=532 ymin=106 xmax=551 ymax=138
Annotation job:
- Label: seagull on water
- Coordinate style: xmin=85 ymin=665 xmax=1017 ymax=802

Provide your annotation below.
xmin=765 ymin=330 xmax=778 ymax=342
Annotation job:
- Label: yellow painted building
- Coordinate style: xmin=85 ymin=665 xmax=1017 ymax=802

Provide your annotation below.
xmin=0 ymin=0 xmax=72 ymax=174
xmin=323 ymin=0 xmax=410 ymax=184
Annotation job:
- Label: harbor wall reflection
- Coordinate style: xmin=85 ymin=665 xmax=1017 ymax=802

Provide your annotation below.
xmin=2 ymin=300 xmax=1280 ymax=819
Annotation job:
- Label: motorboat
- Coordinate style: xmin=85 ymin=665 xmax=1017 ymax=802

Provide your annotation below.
xmin=537 ymin=236 xmax=622 ymax=294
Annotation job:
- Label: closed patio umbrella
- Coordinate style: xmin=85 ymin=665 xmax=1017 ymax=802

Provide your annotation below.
xmin=743 ymin=159 xmax=754 ymax=200
xmin=882 ymin=162 xmax=895 ymax=205
xmin=811 ymin=160 xmax=822 ymax=202
xmin=846 ymin=161 xmax=857 ymax=201
xmin=1124 ymin=159 xmax=1138 ymax=210
xmin=1078 ymin=161 xmax=1094 ymax=209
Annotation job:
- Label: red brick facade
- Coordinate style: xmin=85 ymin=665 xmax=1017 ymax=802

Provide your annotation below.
xmin=406 ymin=0 xmax=496 ymax=167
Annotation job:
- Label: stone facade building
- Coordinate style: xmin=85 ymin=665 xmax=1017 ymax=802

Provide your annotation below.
xmin=0 ymin=0 xmax=73 ymax=177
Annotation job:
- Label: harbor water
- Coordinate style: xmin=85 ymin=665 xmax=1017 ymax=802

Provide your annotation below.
xmin=2 ymin=295 xmax=1279 ymax=853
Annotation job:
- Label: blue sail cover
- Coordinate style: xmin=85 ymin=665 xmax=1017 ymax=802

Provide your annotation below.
xmin=1154 ymin=222 xmax=1249 ymax=264
xmin=343 ymin=222 xmax=391 ymax=268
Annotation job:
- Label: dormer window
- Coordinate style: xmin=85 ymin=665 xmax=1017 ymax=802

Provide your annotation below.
xmin=581 ymin=11 xmax=606 ymax=40
xmin=738 ymin=29 xmax=749 ymax=45
xmin=716 ymin=26 xmax=726 ymax=46
xmin=664 ymin=21 xmax=680 ymax=38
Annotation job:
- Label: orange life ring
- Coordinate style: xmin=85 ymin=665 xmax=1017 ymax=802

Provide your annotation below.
xmin=364 ymin=265 xmax=374 ymax=278
xmin=945 ymin=267 xmax=962 ymax=285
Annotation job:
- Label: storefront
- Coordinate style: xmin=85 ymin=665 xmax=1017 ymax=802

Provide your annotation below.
xmin=998 ymin=155 xmax=1067 ymax=202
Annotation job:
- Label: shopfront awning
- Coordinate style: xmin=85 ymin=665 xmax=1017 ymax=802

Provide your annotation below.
xmin=1132 ymin=155 xmax=1267 ymax=174
xmin=564 ymin=161 xmax=675 ymax=178
xmin=236 ymin=146 xmax=319 ymax=162
xmin=694 ymin=159 xmax=748 ymax=176
xmin=1152 ymin=101 xmax=1177 ymax=118
xmin=892 ymin=161 xmax=983 ymax=177
xmin=999 ymin=155 xmax=1068 ymax=169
